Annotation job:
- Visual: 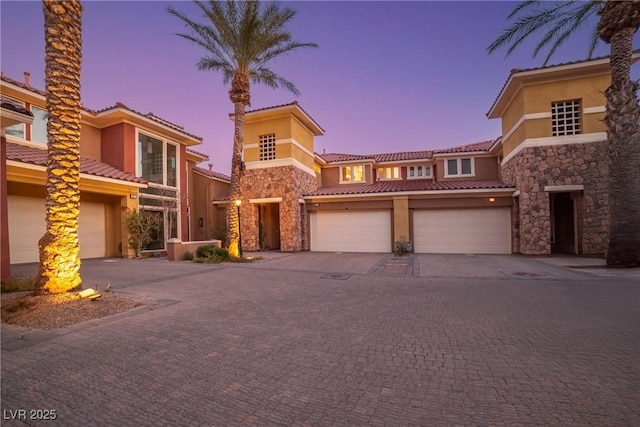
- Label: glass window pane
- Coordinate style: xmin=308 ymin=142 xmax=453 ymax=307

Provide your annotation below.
xmin=143 ymin=210 xmax=165 ymax=250
xmin=167 ymin=144 xmax=177 ymax=187
xmin=461 ymin=158 xmax=472 ymax=174
xmin=138 ymin=133 xmax=164 ymax=184
xmin=353 ymin=165 xmax=364 ymax=181
xmin=425 ymin=165 xmax=431 ymax=176
xmin=342 ymin=167 xmax=351 ymax=181
xmin=31 ymin=106 xmax=48 ymax=144
xmin=447 ymin=159 xmax=457 ymax=175
xmin=409 ymin=167 xmax=415 ymax=177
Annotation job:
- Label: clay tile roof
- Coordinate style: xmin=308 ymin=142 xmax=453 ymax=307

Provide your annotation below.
xmin=240 ymin=101 xmax=325 ymax=133
xmin=373 ymin=150 xmax=433 ymax=162
xmin=0 ymin=74 xmax=46 ymax=97
xmin=193 ymin=166 xmax=231 ymax=182
xmin=186 ymin=148 xmax=209 ymax=160
xmin=95 ymin=102 xmax=203 ymax=141
xmin=6 ymin=142 xmax=146 ymax=184
xmin=1 ymin=74 xmax=97 ymax=113
xmin=306 ymin=179 xmax=512 ymax=197
xmin=319 ymin=153 xmax=374 ymax=163
xmin=433 ymin=140 xmax=496 ymax=154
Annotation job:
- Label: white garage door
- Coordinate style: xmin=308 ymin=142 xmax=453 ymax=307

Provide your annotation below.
xmin=8 ymin=196 xmax=106 ymax=264
xmin=310 ymin=210 xmax=392 ymax=252
xmin=413 ymin=208 xmax=511 ymax=254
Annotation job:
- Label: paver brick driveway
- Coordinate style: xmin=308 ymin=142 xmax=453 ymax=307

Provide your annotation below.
xmin=2 ymin=253 xmax=639 ymax=426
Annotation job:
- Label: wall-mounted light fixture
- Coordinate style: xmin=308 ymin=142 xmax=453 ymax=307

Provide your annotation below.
xmin=488 ymin=197 xmax=496 ymax=203
xmin=129 ymin=194 xmax=137 ymax=199
xmin=198 ymin=217 xmax=204 ymax=227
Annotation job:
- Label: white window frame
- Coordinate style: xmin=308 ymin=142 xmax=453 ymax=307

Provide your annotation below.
xmin=552 ymin=99 xmax=581 ymax=136
xmin=444 ymin=158 xmax=475 ymax=178
xmin=408 ymin=165 xmax=432 ymax=179
xmin=377 ymin=166 xmax=401 ymax=180
xmin=136 ymin=130 xmax=179 ymax=188
xmin=259 ymin=134 xmax=276 ymax=161
xmin=339 ymin=165 xmax=365 ymax=183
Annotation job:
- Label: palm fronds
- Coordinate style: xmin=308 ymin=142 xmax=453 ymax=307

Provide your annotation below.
xmin=488 ymin=0 xmax=603 ymax=65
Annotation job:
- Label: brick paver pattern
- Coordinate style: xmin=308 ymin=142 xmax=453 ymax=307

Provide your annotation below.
xmin=1 ymin=255 xmax=639 ymax=426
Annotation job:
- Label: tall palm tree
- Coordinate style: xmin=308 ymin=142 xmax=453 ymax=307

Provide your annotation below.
xmin=488 ymin=0 xmax=640 ymax=268
xmin=168 ymin=0 xmax=317 ymax=257
xmin=38 ymin=0 xmax=83 ymax=293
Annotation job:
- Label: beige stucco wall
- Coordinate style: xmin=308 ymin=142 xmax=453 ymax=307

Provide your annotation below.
xmin=501 ymin=73 xmax=609 ymax=157
xmin=80 ymin=123 xmax=102 ymax=161
xmin=393 ymin=197 xmax=409 ymax=243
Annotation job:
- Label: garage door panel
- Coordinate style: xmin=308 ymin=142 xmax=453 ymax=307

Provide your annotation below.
xmin=310 ymin=210 xmax=391 ymax=253
xmin=414 ymin=208 xmax=511 ymax=254
xmin=8 ymin=196 xmax=106 ymax=263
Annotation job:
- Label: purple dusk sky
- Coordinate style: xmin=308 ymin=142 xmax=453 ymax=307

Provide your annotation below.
xmin=2 ymin=1 xmax=638 ymax=175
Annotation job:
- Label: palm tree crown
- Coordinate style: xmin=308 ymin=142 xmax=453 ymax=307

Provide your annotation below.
xmin=168 ymin=0 xmax=317 ymax=104
xmin=168 ymin=0 xmax=317 ymax=256
xmin=487 ymin=0 xmax=603 ymax=65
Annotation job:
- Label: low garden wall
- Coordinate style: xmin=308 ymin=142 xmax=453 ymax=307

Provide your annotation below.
xmin=166 ymin=239 xmax=222 ymax=261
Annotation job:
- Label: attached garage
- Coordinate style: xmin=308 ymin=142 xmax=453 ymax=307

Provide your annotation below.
xmin=413 ymin=208 xmax=511 ymax=254
xmin=310 ymin=210 xmax=392 ymax=252
xmin=8 ymin=195 xmax=106 ymax=264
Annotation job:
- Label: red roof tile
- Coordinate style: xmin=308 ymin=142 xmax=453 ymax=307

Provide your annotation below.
xmin=306 ymin=179 xmax=513 ymax=197
xmin=95 ymin=102 xmax=203 ymax=141
xmin=433 ymin=140 xmax=496 ymax=154
xmin=186 ymin=148 xmax=209 ymax=160
xmin=374 ymin=150 xmax=433 ymax=162
xmin=319 ymin=153 xmax=374 ymax=163
xmin=319 ymin=140 xmax=497 ymax=165
xmin=239 ymin=101 xmax=325 ymax=133
xmin=193 ymin=166 xmax=230 ymax=182
xmin=6 ymin=142 xmax=146 ymax=184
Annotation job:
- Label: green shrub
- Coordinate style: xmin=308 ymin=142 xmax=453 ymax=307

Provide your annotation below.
xmin=183 ymin=251 xmax=194 ymax=261
xmin=196 ymin=245 xmax=230 ymax=261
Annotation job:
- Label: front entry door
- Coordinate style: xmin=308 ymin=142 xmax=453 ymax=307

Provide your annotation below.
xmin=259 ymin=203 xmax=280 ymax=250
xmin=551 ymin=192 xmax=576 ymax=254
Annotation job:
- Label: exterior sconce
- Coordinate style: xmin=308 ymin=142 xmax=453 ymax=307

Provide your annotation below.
xmin=198 ymin=217 xmax=204 ymax=227
xmin=488 ymin=197 xmax=496 ymax=203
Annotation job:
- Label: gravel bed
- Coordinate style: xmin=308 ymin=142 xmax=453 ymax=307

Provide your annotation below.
xmin=1 ymin=291 xmax=141 ymax=330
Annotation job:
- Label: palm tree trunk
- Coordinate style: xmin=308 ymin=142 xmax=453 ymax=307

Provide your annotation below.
xmin=227 ymin=72 xmax=250 ymax=257
xmin=37 ymin=0 xmax=83 ymax=293
xmin=602 ymin=25 xmax=640 ymax=267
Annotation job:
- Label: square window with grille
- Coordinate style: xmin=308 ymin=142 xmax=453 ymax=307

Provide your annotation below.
xmin=552 ymin=100 xmax=581 ymax=136
xmin=259 ymin=134 xmax=276 ymax=161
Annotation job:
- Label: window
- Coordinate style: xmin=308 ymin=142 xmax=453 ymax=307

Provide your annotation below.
xmin=340 ymin=165 xmax=365 ymax=183
xmin=138 ymin=132 xmax=178 ymax=187
xmin=31 ymin=106 xmax=48 ymax=144
xmin=445 ymin=158 xmax=474 ymax=177
xmin=408 ymin=165 xmax=432 ymax=179
xmin=377 ymin=166 xmax=400 ymax=180
xmin=1 ymin=95 xmax=25 ymax=139
xmin=552 ymin=100 xmax=581 ymax=136
xmin=259 ymin=134 xmax=276 ymax=161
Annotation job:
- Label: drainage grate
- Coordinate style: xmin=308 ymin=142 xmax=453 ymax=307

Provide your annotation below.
xmin=321 ymin=273 xmax=351 ymax=280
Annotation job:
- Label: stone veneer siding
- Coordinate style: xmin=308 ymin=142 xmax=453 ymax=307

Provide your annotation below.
xmin=501 ymin=141 xmax=609 ymax=255
xmin=240 ymin=165 xmax=317 ymax=252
